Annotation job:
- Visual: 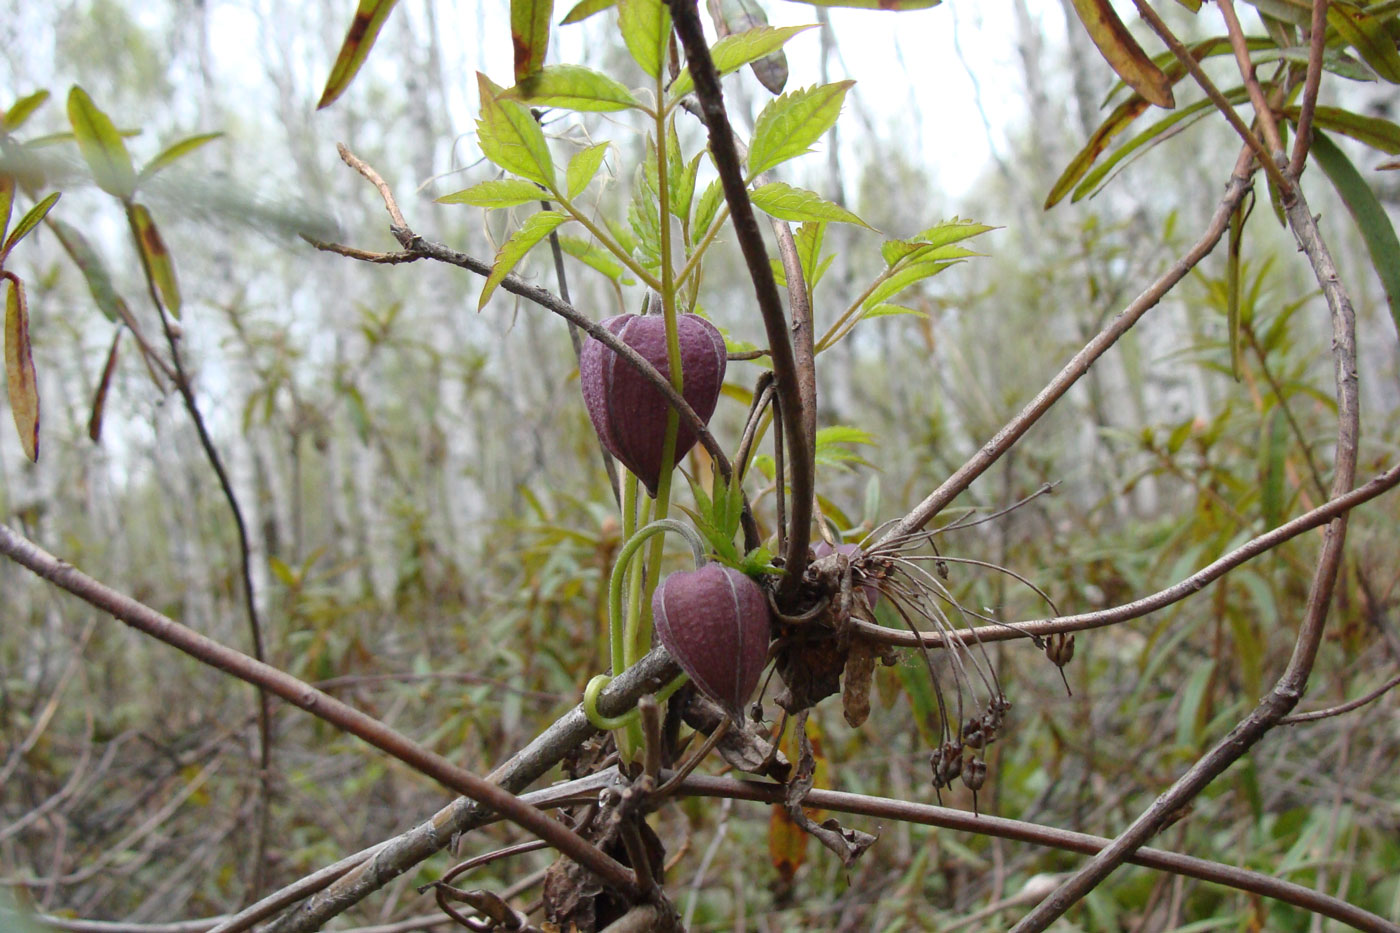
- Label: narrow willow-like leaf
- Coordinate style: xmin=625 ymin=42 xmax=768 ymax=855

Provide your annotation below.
xmin=1257 ymin=45 xmax=1377 ymax=82
xmin=2 ymin=90 xmax=50 ymax=133
xmin=1072 ymin=89 xmax=1248 ymax=202
xmin=1226 ymin=191 xmax=1252 ymax=381
xmin=1068 ymin=0 xmax=1174 ymax=108
xmin=1258 ymin=406 xmax=1288 ymax=528
xmin=566 ymin=143 xmax=611 ymax=199
xmin=561 ymin=0 xmax=615 ymax=23
xmin=437 ymin=178 xmax=545 ymax=208
xmin=617 ymin=0 xmax=671 ymax=80
xmin=508 ymin=64 xmax=641 ymax=111
xmin=0 ymin=192 xmax=59 ymax=262
xmin=128 ymin=202 xmax=181 ymax=318
xmin=48 ymin=219 xmax=129 ymax=324
xmin=670 ymin=24 xmax=816 ymax=99
xmin=476 ymin=73 xmax=555 ymax=189
xmin=1310 ymin=130 xmax=1400 ymax=339
xmin=512 ymin=0 xmax=554 ymax=82
xmin=1328 ymin=3 xmax=1400 ymax=84
xmin=317 ymin=0 xmax=402 ymax=109
xmin=864 ymin=302 xmax=928 ymax=318
xmin=747 ymin=81 xmax=853 ymax=178
xmin=4 ymin=276 xmax=39 ymax=461
xmin=783 ymin=0 xmax=939 ymax=9
xmin=558 ymin=234 xmax=637 ymax=284
xmin=0 ymin=176 xmax=13 ymax=242
xmin=706 ymin=0 xmax=790 ymax=93
xmin=479 ymin=211 xmax=570 ymax=309
xmin=1100 ymin=37 xmax=1270 ymax=106
xmin=88 ymin=327 xmax=122 ymax=443
xmin=67 ymin=86 xmax=137 ymax=199
xmin=1282 ymin=104 xmax=1400 ymax=154
xmin=861 ymin=259 xmax=956 ymax=310
xmin=692 ymin=178 xmax=725 ymax=241
xmin=139 ymin=132 xmax=223 ymax=183
xmin=749 ymin=181 xmax=873 ymax=228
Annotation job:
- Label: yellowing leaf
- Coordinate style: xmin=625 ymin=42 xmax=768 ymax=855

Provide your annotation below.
xmin=128 ymin=203 xmax=181 ymax=318
xmin=479 ymin=210 xmax=570 ymax=309
xmin=2 ymin=90 xmax=50 ymax=133
xmin=511 ymin=0 xmax=554 ymax=82
xmin=317 ymin=0 xmax=402 ymax=109
xmin=4 ymin=276 xmax=39 ymax=461
xmin=1328 ymin=3 xmax=1400 ymax=84
xmin=67 ymin=86 xmax=137 ymax=199
xmin=1067 ymin=0 xmax=1174 ymax=109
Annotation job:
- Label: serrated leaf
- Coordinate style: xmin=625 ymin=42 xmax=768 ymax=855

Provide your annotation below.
xmin=437 ymin=178 xmax=544 ymax=208
xmin=67 ymin=86 xmax=137 ymax=199
xmin=1282 ymin=105 xmax=1400 ymax=154
xmin=862 ymin=259 xmax=957 ymax=310
xmin=512 ymin=0 xmax=554 ymax=82
xmin=317 ymin=0 xmax=401 ymax=109
xmin=0 ymin=192 xmax=59 ymax=262
xmin=479 ymin=210 xmax=570 ymax=309
xmin=2 ymin=90 xmax=50 ymax=133
xmin=693 ymin=178 xmax=724 ymax=238
xmin=4 ymin=276 xmax=39 ymax=461
xmin=476 ymin=73 xmax=555 ymax=188
xmin=617 ymin=0 xmax=671 ymax=80
xmin=139 ymin=132 xmax=223 ymax=182
xmin=1328 ymin=3 xmax=1400 ymax=84
xmin=1310 ymin=130 xmax=1400 ymax=339
xmin=794 ymin=221 xmax=826 ymax=286
xmin=1068 ymin=0 xmax=1175 ymax=108
xmin=748 ymin=81 xmax=852 ymax=178
xmin=508 ymin=65 xmax=641 ymax=111
xmin=566 ymin=143 xmax=611 ymax=199
xmin=47 ymin=218 xmax=129 ymax=323
xmin=749 ymin=181 xmax=873 ymax=228
xmin=561 ymin=0 xmax=615 ymax=23
xmin=670 ymin=151 xmax=701 ymax=221
xmin=128 ymin=202 xmax=181 ymax=317
xmin=558 ymin=234 xmax=636 ymax=283
xmin=670 ymin=24 xmax=816 ymax=99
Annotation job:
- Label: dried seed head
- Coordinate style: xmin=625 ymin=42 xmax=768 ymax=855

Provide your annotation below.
xmin=579 ymin=314 xmax=727 ymax=495
xmin=653 ymin=564 xmax=771 ymax=721
xmin=812 ymin=541 xmax=881 ymax=610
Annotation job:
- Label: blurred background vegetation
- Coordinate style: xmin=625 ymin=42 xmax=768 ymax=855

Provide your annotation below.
xmin=2 ymin=0 xmax=1398 ymax=929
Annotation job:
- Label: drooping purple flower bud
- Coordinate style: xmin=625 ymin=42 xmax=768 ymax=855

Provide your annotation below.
xmin=579 ymin=313 xmax=727 ymax=495
xmin=814 ymin=541 xmax=880 ymax=610
xmin=653 ymin=564 xmax=771 ymax=721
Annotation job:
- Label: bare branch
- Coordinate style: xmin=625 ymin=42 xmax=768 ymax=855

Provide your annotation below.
xmin=1290 ymin=0 xmax=1331 ymax=175
xmin=1281 ymin=670 xmax=1400 ymax=724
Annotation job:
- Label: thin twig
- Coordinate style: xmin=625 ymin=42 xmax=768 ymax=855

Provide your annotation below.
xmin=1281 ymin=670 xmax=1400 ymax=724
xmin=1290 ymin=0 xmax=1330 ymax=175
xmin=665 ymin=0 xmax=814 ymax=601
xmin=1010 ymin=168 xmax=1360 ymax=932
xmin=1217 ymin=0 xmax=1286 ymax=157
xmin=0 ymin=524 xmax=639 ymax=901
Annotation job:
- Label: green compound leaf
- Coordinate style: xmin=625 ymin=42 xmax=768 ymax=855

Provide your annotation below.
xmin=508 ymin=64 xmax=641 ymax=112
xmin=747 ymin=81 xmax=853 ymax=178
xmin=862 ymin=259 xmax=958 ymax=310
xmin=476 ymin=73 xmax=555 ymax=189
xmin=67 ymin=86 xmax=137 ymax=200
xmin=437 ymin=178 xmax=546 ymax=208
xmin=617 ymin=0 xmax=671 ymax=80
xmin=566 ymin=142 xmax=611 ymax=199
xmin=692 ymin=178 xmax=725 ymax=239
xmin=670 ymin=24 xmax=816 ymax=99
xmin=479 ymin=210 xmax=571 ymax=310
xmin=1310 ymin=130 xmax=1400 ymax=340
xmin=317 ymin=0 xmax=401 ymax=109
xmin=749 ymin=181 xmax=873 ymax=228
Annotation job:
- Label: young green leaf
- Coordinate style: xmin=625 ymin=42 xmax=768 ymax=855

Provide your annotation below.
xmin=47 ymin=218 xmax=130 ymax=323
xmin=1067 ymin=0 xmax=1175 ymax=108
xmin=4 ymin=275 xmax=39 ymax=461
xmin=814 ymin=424 xmax=874 ymax=470
xmin=437 ymin=178 xmax=545 ymax=208
xmin=670 ymin=152 xmax=701 ymax=221
xmin=561 ymin=0 xmax=616 ymax=24
xmin=2 ymin=90 xmax=50 ymax=133
xmin=478 ymin=210 xmax=571 ymax=309
xmin=139 ymin=132 xmax=223 ymax=183
xmin=476 ymin=73 xmax=556 ymax=189
xmin=511 ymin=0 xmax=554 ymax=82
xmin=747 ymin=81 xmax=853 ymax=178
xmin=558 ymin=234 xmax=637 ymax=284
xmin=0 ymin=176 xmax=13 ymax=243
xmin=0 ymin=192 xmax=60 ymax=262
xmin=508 ymin=65 xmax=641 ymax=111
xmin=566 ymin=142 xmax=611 ymax=199
xmin=864 ymin=302 xmax=928 ymax=319
xmin=317 ymin=0 xmax=402 ymax=109
xmin=128 ymin=202 xmax=181 ymax=318
xmin=912 ymin=217 xmax=997 ymax=249
xmin=1310 ymin=130 xmax=1400 ymax=339
xmin=669 ymin=24 xmax=816 ymax=99
xmin=67 ymin=86 xmax=137 ymax=200
xmin=861 ymin=260 xmax=957 ymax=310
xmin=617 ymin=0 xmax=671 ymax=80
xmin=693 ymin=178 xmax=724 ymax=239
xmin=749 ymin=181 xmax=874 ymax=228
